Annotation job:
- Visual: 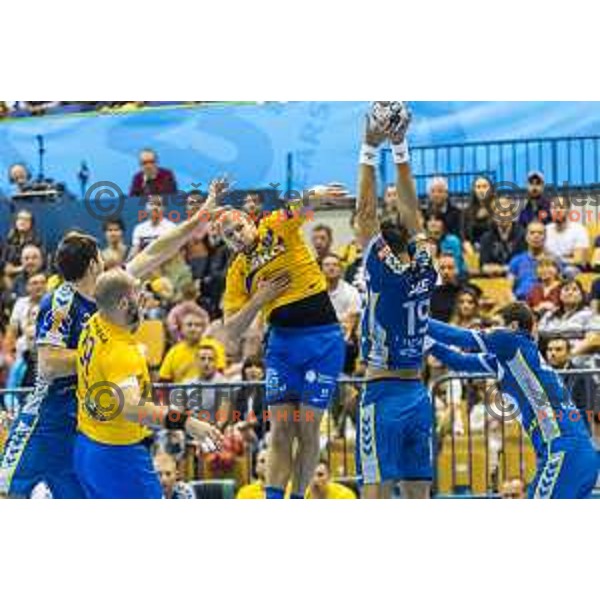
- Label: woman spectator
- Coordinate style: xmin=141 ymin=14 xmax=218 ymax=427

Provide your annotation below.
xmin=526 ymin=256 xmax=562 ymax=317
xmin=538 ymin=279 xmax=592 ymax=336
xmin=465 ymin=176 xmax=494 ymax=249
xmin=233 ymin=356 xmax=266 ymax=431
xmin=2 ymin=210 xmax=44 ymax=277
xmin=451 ymin=287 xmax=481 ymax=330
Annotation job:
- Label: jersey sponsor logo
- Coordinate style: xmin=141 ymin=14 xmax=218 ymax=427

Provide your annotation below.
xmin=246 ymin=230 xmax=287 ymax=284
xmin=407 ymin=278 xmax=433 ymax=297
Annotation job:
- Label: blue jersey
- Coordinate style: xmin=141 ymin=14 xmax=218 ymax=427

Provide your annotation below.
xmin=427 ymin=320 xmax=595 ymax=456
xmin=35 ymin=282 xmax=97 ymax=407
xmin=361 ymin=234 xmax=437 ymax=371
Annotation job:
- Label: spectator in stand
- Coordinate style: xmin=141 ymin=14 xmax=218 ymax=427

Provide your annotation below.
xmin=425 ymin=177 xmax=462 ymax=237
xmin=160 ymin=309 xmax=227 ymax=384
xmin=479 ymin=211 xmax=527 ymax=277
xmin=538 ymin=279 xmax=592 ymax=337
xmin=7 ymin=164 xmax=32 ymax=197
xmin=197 ymin=231 xmax=230 ymax=319
xmin=545 ymin=196 xmax=590 ymax=270
xmin=310 ymin=224 xmax=334 ymax=265
xmin=337 ymin=211 xmax=362 ymax=273
xmin=2 ymin=209 xmax=44 ymax=278
xmin=519 ymin=171 xmax=552 ymax=227
xmin=242 ymin=192 xmax=264 ymax=224
xmin=526 ymin=256 xmax=562 ymax=317
xmin=129 ymin=149 xmax=177 ymax=198
xmin=233 ymin=356 xmax=266 ymax=431
xmin=189 ymin=345 xmax=230 ymax=425
xmin=304 ymin=460 xmax=356 ymax=499
xmin=322 ymin=254 xmax=362 ymax=325
xmin=450 ymin=288 xmax=481 ymax=330
xmin=12 ymin=244 xmax=44 ymax=298
xmin=130 ymin=195 xmax=176 ymax=257
xmin=100 ymin=218 xmax=128 ymax=269
xmin=546 ymin=338 xmax=597 ymax=430
xmin=465 ymin=176 xmax=494 ymax=248
xmin=4 ymin=272 xmax=47 ymax=360
xmin=430 ymin=254 xmax=462 ymax=322
xmin=236 ymin=448 xmax=268 ymax=499
xmin=153 ymin=453 xmax=195 ymax=499
xmin=426 ymin=212 xmax=466 ymax=277
xmin=508 ymin=221 xmax=550 ymax=300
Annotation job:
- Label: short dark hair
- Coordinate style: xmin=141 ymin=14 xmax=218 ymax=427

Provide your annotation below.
xmin=102 ymin=218 xmax=125 ymax=233
xmin=55 ymin=233 xmax=100 ymax=282
xmin=499 ymin=302 xmax=535 ymax=334
xmin=312 ymin=224 xmax=333 ymax=241
xmin=380 ymin=216 xmax=411 ymax=256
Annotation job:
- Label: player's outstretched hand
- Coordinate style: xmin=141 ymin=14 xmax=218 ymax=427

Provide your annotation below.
xmin=186 ymin=418 xmax=224 ymax=452
xmin=386 ymin=101 xmax=412 ymax=145
xmin=206 ymin=176 xmax=233 ymax=208
xmin=256 ymin=272 xmax=292 ymax=304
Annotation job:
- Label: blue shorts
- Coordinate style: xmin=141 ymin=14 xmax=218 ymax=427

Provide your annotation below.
xmin=74 ymin=434 xmax=162 ymax=499
xmin=529 ymin=446 xmax=599 ymax=499
xmin=357 ymin=379 xmax=433 ymax=485
xmin=0 ymin=387 xmax=85 ymax=499
xmin=264 ymin=324 xmax=345 ymax=410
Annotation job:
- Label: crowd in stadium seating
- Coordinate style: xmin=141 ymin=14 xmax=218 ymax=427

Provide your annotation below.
xmin=2 ymin=164 xmax=600 ymax=497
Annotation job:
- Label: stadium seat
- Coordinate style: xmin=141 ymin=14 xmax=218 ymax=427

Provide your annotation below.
xmin=190 ymin=479 xmax=236 ymax=499
xmin=470 ymin=277 xmax=514 ymax=310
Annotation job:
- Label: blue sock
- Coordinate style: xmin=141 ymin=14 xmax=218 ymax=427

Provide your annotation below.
xmin=290 ymin=492 xmax=304 ymax=499
xmin=265 ymin=486 xmax=285 ymax=499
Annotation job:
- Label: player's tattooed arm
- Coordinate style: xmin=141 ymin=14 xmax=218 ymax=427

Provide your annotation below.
xmin=207 ymin=273 xmax=291 ymax=346
xmin=394 ymin=162 xmax=422 ymax=237
xmin=127 ymin=178 xmax=230 ymax=280
xmin=37 ymin=346 xmax=78 ymax=380
xmin=356 ymin=115 xmax=385 ymax=248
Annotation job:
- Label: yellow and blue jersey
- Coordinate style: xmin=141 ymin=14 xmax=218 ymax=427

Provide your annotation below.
xmin=361 ymin=234 xmax=437 ymax=371
xmin=77 ymin=313 xmax=152 ymax=446
xmin=224 ymin=207 xmax=332 ymax=325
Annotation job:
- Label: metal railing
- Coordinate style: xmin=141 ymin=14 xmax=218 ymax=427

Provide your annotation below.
xmin=381 ymin=135 xmax=600 ymax=198
xmin=430 ymin=369 xmax=600 ymax=497
xmin=2 ymin=371 xmax=599 ymax=497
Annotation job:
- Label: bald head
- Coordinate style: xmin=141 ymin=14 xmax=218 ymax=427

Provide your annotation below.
xmin=95 ymin=268 xmax=142 ymax=331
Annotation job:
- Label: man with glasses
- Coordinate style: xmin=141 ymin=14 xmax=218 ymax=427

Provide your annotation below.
xmin=129 ymin=148 xmax=178 ymax=198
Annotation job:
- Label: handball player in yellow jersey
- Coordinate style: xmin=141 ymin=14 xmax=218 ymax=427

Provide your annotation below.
xmin=75 ymin=267 xmax=285 ymax=499
xmin=215 ymin=201 xmax=345 ymax=499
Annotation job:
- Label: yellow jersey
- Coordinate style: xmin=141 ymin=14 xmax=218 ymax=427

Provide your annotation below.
xmin=224 ymin=208 xmax=328 ymax=322
xmin=77 ymin=313 xmax=152 ymax=446
xmin=305 ymin=482 xmax=357 ymax=499
xmin=236 ymin=481 xmax=265 ymax=499
xmin=159 ymin=337 xmax=227 ymax=383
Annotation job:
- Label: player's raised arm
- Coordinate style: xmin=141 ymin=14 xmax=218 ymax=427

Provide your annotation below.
xmin=126 ymin=178 xmax=229 ymax=281
xmin=388 ymin=103 xmax=422 ymax=236
xmin=356 ymin=110 xmax=388 ymax=248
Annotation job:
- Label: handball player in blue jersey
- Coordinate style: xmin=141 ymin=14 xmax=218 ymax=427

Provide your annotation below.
xmin=427 ymin=303 xmax=599 ymax=499
xmin=0 ymin=181 xmax=229 ymax=498
xmin=355 ymin=103 xmax=437 ymax=499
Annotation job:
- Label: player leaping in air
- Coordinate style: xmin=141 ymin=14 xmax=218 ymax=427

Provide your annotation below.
xmin=214 ymin=189 xmax=346 ymax=500
xmin=355 ymin=102 xmax=437 ymax=499
xmin=427 ymin=304 xmax=600 ymax=499
xmin=0 ymin=179 xmax=277 ymax=499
